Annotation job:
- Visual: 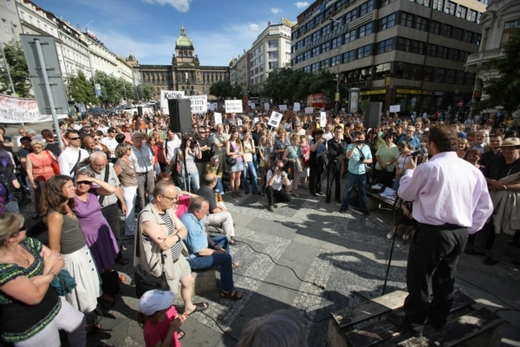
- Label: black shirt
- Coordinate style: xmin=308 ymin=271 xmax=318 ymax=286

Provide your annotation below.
xmin=196 ymin=137 xmax=212 ymax=163
xmin=196 ymin=185 xmax=217 ymax=212
xmin=480 ymin=150 xmax=502 ymax=168
xmin=327 ymin=138 xmax=346 ymax=162
xmin=482 ymin=157 xmax=520 ymax=180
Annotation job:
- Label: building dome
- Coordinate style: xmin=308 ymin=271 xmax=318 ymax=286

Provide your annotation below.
xmin=126 ymin=52 xmax=137 ymax=62
xmin=176 ymin=25 xmax=193 ymax=47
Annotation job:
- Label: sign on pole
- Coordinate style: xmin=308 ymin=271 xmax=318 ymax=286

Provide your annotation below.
xmin=389 ymin=105 xmax=400 ymax=113
xmin=160 ymin=90 xmax=184 ymax=113
xmin=320 ymin=112 xmax=327 ymax=127
xmin=186 ymin=95 xmax=208 ymax=113
xmin=214 ymin=112 xmax=222 ymax=125
xmin=94 ymin=83 xmax=102 ymax=97
xmin=268 ymin=111 xmax=283 ymax=128
xmin=225 ymin=100 xmax=243 ymax=113
xmin=293 ymin=103 xmax=301 ymax=112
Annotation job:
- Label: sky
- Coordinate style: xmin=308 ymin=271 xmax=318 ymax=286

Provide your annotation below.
xmin=34 ymin=0 xmax=311 ymax=67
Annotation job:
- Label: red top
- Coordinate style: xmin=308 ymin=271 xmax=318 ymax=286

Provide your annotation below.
xmin=143 ymin=305 xmax=181 ymax=347
xmin=28 ymin=151 xmax=54 ymax=181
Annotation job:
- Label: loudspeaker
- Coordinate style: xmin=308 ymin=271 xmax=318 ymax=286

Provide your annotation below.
xmin=363 ymin=102 xmax=382 ymax=129
xmin=137 ymin=106 xmax=143 ymax=116
xmin=168 ymin=99 xmax=192 ymax=133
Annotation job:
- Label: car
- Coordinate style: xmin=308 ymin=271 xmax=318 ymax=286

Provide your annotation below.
xmin=86 ymin=107 xmax=106 ymax=116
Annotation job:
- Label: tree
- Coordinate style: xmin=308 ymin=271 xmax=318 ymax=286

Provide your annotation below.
xmin=66 ymin=70 xmax=97 ymax=105
xmin=91 ymin=71 xmax=132 ymax=106
xmin=473 ymin=28 xmax=520 ymax=116
xmin=141 ymin=83 xmax=155 ymax=100
xmin=0 ymin=40 xmax=31 ymax=97
xmin=210 ymin=80 xmax=233 ymax=100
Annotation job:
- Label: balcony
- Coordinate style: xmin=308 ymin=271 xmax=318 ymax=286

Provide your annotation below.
xmin=465 ymin=48 xmax=505 ymax=73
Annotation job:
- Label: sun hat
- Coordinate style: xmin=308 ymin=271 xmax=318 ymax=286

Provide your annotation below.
xmin=139 ymin=290 xmax=175 ymax=316
xmin=497 ymin=137 xmax=520 ymax=148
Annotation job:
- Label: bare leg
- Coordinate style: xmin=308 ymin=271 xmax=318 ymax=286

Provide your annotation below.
xmin=180 ymin=274 xmax=195 ymax=313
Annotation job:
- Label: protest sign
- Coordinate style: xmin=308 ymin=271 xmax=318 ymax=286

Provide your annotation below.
xmin=186 ymin=95 xmax=207 ymax=113
xmin=389 ymin=105 xmax=400 ymax=113
xmin=268 ymin=111 xmax=283 ymax=128
xmin=214 ymin=112 xmax=222 ymax=124
xmin=264 ymin=102 xmax=270 ymax=111
xmin=225 ymin=100 xmax=243 ymax=113
xmin=305 ymin=107 xmax=314 ymax=114
xmin=0 ymin=94 xmax=67 ymax=123
xmin=293 ymin=103 xmax=300 ymax=111
xmin=320 ymin=112 xmax=327 ymax=127
xmin=279 ymin=105 xmax=287 ymax=111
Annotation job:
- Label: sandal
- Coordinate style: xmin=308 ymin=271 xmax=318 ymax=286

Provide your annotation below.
xmin=118 ymin=274 xmax=127 ymax=282
xmin=116 ymin=257 xmax=129 ymax=265
xmin=185 ymin=302 xmax=209 ymax=315
xmin=232 ymin=262 xmax=240 ymax=269
xmin=177 ymin=328 xmax=186 ymax=340
xmin=220 ymin=290 xmax=243 ymax=301
xmin=228 ymin=238 xmax=236 ymax=245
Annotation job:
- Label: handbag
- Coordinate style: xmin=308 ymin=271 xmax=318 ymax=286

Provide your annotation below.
xmin=100 ymin=270 xmax=121 ymax=297
xmin=288 ymin=146 xmax=303 ymax=173
xmin=134 ymin=211 xmax=169 ymax=298
xmin=46 ymin=150 xmax=60 ymax=175
xmin=50 ymin=269 xmax=77 ymax=296
xmin=225 ymin=143 xmax=236 ymax=166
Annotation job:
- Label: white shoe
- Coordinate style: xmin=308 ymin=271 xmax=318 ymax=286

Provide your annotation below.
xmin=386 ymin=232 xmax=393 ymax=239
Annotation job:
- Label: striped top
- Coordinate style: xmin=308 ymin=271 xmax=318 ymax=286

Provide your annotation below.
xmin=159 ymin=212 xmax=184 ymax=261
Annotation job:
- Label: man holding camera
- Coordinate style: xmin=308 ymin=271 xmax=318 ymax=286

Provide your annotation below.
xmin=265 ymin=159 xmax=292 ymax=212
xmin=339 ymin=132 xmax=372 ymax=215
xmin=326 ymin=127 xmax=347 ymax=204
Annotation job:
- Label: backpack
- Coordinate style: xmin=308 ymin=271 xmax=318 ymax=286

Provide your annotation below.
xmin=0 ymin=156 xmax=15 ymax=201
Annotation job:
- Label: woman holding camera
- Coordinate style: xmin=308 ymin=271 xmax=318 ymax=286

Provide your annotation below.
xmin=226 ymin=130 xmax=245 ymax=198
xmin=178 ymin=136 xmax=202 ymax=192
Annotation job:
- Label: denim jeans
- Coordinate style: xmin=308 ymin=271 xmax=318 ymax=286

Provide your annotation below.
xmin=213 ymin=178 xmax=224 ymax=195
xmin=241 ymin=161 xmax=258 ymax=193
xmin=341 ymin=172 xmax=368 ymax=212
xmin=187 ymin=236 xmax=234 ymax=292
xmin=180 ymin=172 xmax=200 ymax=192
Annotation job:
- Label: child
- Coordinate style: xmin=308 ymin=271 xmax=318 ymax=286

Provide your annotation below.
xmin=138 ymin=290 xmax=189 ymax=347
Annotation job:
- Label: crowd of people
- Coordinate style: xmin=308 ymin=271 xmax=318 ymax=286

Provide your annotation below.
xmin=0 ymin=104 xmax=518 ymax=346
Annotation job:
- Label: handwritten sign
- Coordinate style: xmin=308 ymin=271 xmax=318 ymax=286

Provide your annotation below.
xmin=293 ymin=103 xmax=300 ymax=111
xmin=264 ymin=102 xmax=270 ymax=111
xmin=305 ymin=107 xmax=314 ymax=114
xmin=225 ymin=100 xmax=243 ymax=113
xmin=0 ymin=94 xmax=67 ymax=123
xmin=320 ymin=112 xmax=327 ymax=127
xmin=186 ymin=95 xmax=207 ymax=113
xmin=160 ymin=90 xmax=185 ymax=113
xmin=214 ymin=112 xmax=222 ymax=125
xmin=268 ymin=111 xmax=283 ymax=128
xmin=389 ymin=105 xmax=400 ymax=113
xmin=279 ymin=105 xmax=287 ymax=111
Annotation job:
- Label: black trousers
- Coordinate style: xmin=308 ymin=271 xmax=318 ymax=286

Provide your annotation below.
xmin=326 ymin=161 xmax=342 ymax=200
xmin=309 ymin=157 xmax=324 ymax=194
xmin=101 ymin=203 xmax=123 ymax=261
xmin=265 ymin=186 xmax=291 ymax=206
xmin=403 ymin=223 xmax=468 ymax=334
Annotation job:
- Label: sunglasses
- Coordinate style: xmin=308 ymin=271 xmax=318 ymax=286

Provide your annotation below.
xmin=76 ymin=181 xmax=92 ymax=185
xmin=68 ymin=137 xmax=80 ymax=140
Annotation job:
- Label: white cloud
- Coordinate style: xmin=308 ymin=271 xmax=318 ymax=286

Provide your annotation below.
xmin=94 ymin=21 xmax=267 ymax=67
xmin=143 ymin=0 xmax=192 ymax=12
xmin=295 ymin=2 xmax=309 ymax=8
xmin=271 ymin=7 xmax=282 ymax=14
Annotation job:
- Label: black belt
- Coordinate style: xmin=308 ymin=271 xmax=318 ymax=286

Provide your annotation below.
xmin=173 ymin=258 xmax=179 ymax=264
xmin=137 ymin=171 xmax=150 ymax=176
xmin=418 ymin=222 xmax=465 ymax=229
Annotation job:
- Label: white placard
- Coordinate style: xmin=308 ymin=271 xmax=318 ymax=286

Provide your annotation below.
xmin=237 ymin=119 xmax=243 ymax=126
xmin=225 ymin=100 xmax=243 ymax=113
xmin=186 ymin=95 xmax=208 ymax=113
xmin=214 ymin=112 xmax=222 ymax=125
xmin=305 ymin=107 xmax=314 ymax=114
xmin=320 ymin=112 xmax=327 ymax=127
xmin=0 ymin=94 xmax=67 ymax=123
xmin=389 ymin=105 xmax=400 ymax=113
xmin=208 ymin=102 xmax=214 ymax=111
xmin=264 ymin=102 xmax=270 ymax=111
xmin=293 ymin=102 xmax=300 ymax=111
xmin=160 ymin=90 xmax=185 ymax=113
xmin=248 ymin=102 xmax=256 ymax=109
xmin=253 ymin=117 xmax=259 ymax=124
xmin=268 ymin=111 xmax=283 ymax=128
xmin=279 ymin=105 xmax=287 ymax=111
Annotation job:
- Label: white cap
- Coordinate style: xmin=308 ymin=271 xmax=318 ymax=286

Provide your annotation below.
xmin=139 ymin=290 xmax=175 ymax=316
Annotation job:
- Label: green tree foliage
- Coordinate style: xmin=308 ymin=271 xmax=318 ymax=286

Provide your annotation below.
xmin=141 ymin=83 xmax=155 ymax=100
xmin=66 ymin=70 xmax=97 ymax=105
xmin=210 ymin=80 xmax=233 ymax=100
xmin=91 ymin=71 xmax=135 ymax=106
xmin=0 ymin=40 xmax=31 ymax=97
xmin=473 ymin=28 xmax=520 ymax=115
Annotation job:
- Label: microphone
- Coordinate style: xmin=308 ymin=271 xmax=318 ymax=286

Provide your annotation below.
xmin=410 ymin=147 xmax=427 ymax=158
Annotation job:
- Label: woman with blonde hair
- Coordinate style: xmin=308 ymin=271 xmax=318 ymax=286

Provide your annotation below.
xmin=456 ymin=138 xmax=470 ymax=158
xmin=0 ymin=212 xmax=87 ymax=346
xmin=226 ymin=130 xmax=245 ymax=198
xmin=26 ymin=139 xmax=57 ymax=217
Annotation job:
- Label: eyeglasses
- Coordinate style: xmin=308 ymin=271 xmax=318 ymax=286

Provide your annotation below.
xmin=94 ymin=138 xmax=101 ymax=141
xmin=76 ymin=181 xmax=92 ymax=185
xmin=68 ymin=137 xmax=80 ymax=140
xmin=162 ymin=195 xmax=178 ymax=202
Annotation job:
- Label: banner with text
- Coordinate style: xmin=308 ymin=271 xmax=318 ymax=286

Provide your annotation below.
xmin=160 ymin=90 xmax=185 ymax=113
xmin=320 ymin=112 xmax=327 ymax=127
xmin=268 ymin=111 xmax=283 ymax=128
xmin=214 ymin=112 xmax=222 ymax=125
xmin=0 ymin=94 xmax=67 ymax=123
xmin=186 ymin=95 xmax=208 ymax=113
xmin=305 ymin=107 xmax=314 ymax=114
xmin=225 ymin=100 xmax=243 ymax=113
xmin=293 ymin=103 xmax=300 ymax=112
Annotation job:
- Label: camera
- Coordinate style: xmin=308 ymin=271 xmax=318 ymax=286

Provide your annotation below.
xmin=355 ymin=140 xmax=364 ymax=144
xmin=359 ymin=154 xmax=365 ymax=163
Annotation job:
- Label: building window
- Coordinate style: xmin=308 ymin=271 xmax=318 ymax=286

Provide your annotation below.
xmin=455 ymin=70 xmax=464 ymax=84
xmin=434 ymin=67 xmax=445 ymax=83
xmin=377 ymin=38 xmax=394 ymax=54
xmin=268 ymin=40 xmax=278 ymax=48
xmin=453 ymin=27 xmax=463 ymax=40
xmin=2 ymin=19 xmax=8 ymax=34
xmin=359 ymin=0 xmax=374 ymax=16
xmin=426 ymin=44 xmax=437 ymax=57
xmin=331 ymin=55 xmax=341 ymax=66
xmin=424 ymin=66 xmax=434 ymax=81
xmin=344 ymin=9 xmax=358 ymax=24
xmin=441 ymin=24 xmax=453 ymax=38
xmin=400 ymin=12 xmax=413 ymax=28
xmin=344 ymin=30 xmax=356 ymax=44
xmin=444 ymin=1 xmax=456 ymax=15
xmin=395 ymin=62 xmax=408 ymax=79
xmin=415 ymin=16 xmax=428 ymax=31
xmin=460 ymin=51 xmax=469 ymax=62
xmin=432 ymin=0 xmax=443 ymax=11
xmin=449 ymin=49 xmax=459 ymax=61
xmin=321 ymin=42 xmax=331 ymax=53
xmin=381 ymin=0 xmax=396 ymax=6
xmin=304 ymin=51 xmax=311 ymax=60
xmin=465 ymin=72 xmax=475 ymax=85
xmin=445 ymin=69 xmax=455 ymax=83
xmin=322 ymin=25 xmax=332 ymax=36
xmin=430 ymin=21 xmax=441 ymax=35
xmin=311 ymin=62 xmax=320 ymax=72
xmin=269 ymin=62 xmax=278 ymax=69
xmin=463 ymin=31 xmax=473 ymax=43
xmin=457 ymin=6 xmax=467 ymax=19
xmin=312 ymin=47 xmax=320 ymax=57
xmin=375 ymin=63 xmax=391 ymax=80
xmin=475 ymin=34 xmax=481 ymax=46
xmin=358 ymin=22 xmax=373 ymax=38
xmin=467 ymin=10 xmax=477 ymax=23
xmin=321 ymin=59 xmax=330 ymax=69
xmin=438 ymin=46 xmax=448 ymax=59
xmin=357 ymin=44 xmax=372 ymax=58
xmin=343 ymin=50 xmax=356 ymax=62
xmin=379 ymin=13 xmax=396 ymax=31
xmin=412 ymin=41 xmax=425 ymax=55
xmin=397 ymin=38 xmax=412 ymax=52
xmin=332 ymin=37 xmax=341 ymax=49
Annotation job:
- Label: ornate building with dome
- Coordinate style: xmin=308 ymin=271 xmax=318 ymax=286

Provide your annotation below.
xmin=127 ymin=25 xmax=230 ymax=100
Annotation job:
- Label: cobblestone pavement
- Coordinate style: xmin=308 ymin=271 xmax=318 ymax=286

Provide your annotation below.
xmin=18 ymin=184 xmax=520 ymax=346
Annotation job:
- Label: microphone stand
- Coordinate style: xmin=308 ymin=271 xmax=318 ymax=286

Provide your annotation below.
xmin=382 ymin=192 xmax=404 ymax=296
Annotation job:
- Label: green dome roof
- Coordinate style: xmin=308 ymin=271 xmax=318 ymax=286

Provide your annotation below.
xmin=176 ymin=25 xmax=193 ymax=47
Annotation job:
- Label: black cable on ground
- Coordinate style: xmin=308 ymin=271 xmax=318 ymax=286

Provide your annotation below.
xmin=233 ymin=239 xmax=326 ymax=290
xmin=199 ymin=311 xmax=239 ymax=342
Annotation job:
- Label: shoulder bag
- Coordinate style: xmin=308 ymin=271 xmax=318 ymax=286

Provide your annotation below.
xmin=46 ymin=150 xmax=60 ymax=175
xmin=225 ymin=143 xmax=236 ymax=166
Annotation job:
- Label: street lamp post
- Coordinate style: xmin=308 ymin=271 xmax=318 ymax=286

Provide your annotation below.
xmin=330 ymin=17 xmax=342 ymax=112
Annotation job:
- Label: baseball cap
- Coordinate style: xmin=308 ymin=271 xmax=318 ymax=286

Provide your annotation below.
xmin=139 ymin=290 xmax=175 ymax=316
